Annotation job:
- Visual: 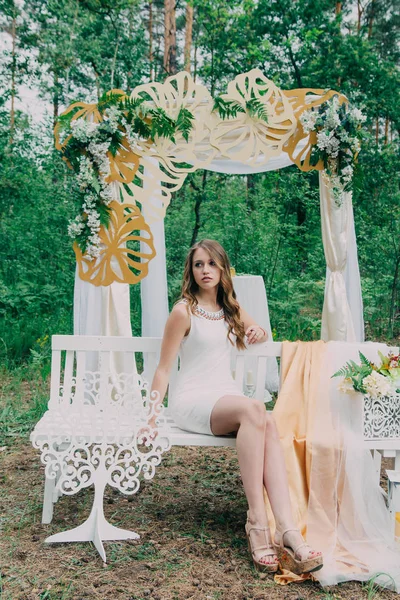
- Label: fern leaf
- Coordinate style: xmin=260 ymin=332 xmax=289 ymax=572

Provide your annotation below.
xmin=213 ymin=97 xmax=245 ymax=119
xmin=359 ymin=352 xmax=371 ymax=367
xmin=246 ymin=98 xmax=269 ymax=123
xmin=176 ymin=106 xmax=194 ymax=142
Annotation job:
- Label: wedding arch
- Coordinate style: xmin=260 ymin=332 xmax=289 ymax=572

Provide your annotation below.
xmin=55 ymin=69 xmax=364 ymax=345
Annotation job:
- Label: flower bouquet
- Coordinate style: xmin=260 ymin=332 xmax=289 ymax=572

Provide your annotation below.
xmin=299 ymin=95 xmax=366 ymax=206
xmin=332 ymin=351 xmax=400 ymax=399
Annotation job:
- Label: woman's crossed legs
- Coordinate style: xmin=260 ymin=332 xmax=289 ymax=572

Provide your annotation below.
xmin=210 ymin=394 xmax=321 ymax=568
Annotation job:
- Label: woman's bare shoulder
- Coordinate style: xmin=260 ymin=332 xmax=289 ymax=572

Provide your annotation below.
xmin=170 ymin=300 xmax=190 ymax=320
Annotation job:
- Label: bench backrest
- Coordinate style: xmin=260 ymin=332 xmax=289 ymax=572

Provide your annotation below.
xmin=49 ymin=335 xmax=282 ymax=411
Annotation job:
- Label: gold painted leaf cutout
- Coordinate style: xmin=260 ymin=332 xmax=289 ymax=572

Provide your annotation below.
xmin=74 ymin=201 xmax=156 ymax=286
xmin=282 ymin=88 xmax=348 ymax=171
xmin=106 ymin=136 xmax=141 ymax=185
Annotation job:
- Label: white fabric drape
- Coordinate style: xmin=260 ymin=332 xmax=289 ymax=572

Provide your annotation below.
xmin=140 ymin=160 xmax=170 ymax=383
xmin=73 ymin=264 xmax=133 ymax=373
xmin=342 ymin=196 xmax=364 ymax=341
xmin=309 ymin=341 xmax=400 ymax=591
xmin=320 ymin=172 xmax=358 ymax=342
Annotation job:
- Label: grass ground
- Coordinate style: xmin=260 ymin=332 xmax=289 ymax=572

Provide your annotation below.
xmin=0 ymin=367 xmax=398 ymax=600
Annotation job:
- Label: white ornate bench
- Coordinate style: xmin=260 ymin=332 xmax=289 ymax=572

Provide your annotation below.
xmin=30 ymin=335 xmax=400 ymax=560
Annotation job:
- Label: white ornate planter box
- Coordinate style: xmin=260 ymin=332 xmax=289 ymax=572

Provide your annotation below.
xmin=364 ymin=394 xmax=400 ymax=440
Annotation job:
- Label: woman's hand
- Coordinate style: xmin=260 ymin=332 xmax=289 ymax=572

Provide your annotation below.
xmin=245 ymin=325 xmax=267 ymax=344
xmin=137 ymin=416 xmax=158 ymax=443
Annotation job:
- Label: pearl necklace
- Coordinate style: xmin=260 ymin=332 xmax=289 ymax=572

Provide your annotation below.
xmin=194 ymin=305 xmax=225 ymax=321
xmin=179 ymin=298 xmax=225 ymax=320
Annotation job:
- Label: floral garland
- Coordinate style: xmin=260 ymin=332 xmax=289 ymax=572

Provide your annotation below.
xmin=332 ymin=351 xmax=400 ymax=399
xmin=57 ymin=92 xmax=194 ymax=260
xmin=300 ymin=95 xmax=366 ymax=206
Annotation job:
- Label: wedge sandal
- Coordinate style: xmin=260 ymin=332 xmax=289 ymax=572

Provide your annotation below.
xmin=274 ymin=527 xmax=323 ymax=574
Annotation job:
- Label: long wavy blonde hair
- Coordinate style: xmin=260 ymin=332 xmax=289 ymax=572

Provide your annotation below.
xmin=178 ymin=239 xmax=246 ymax=350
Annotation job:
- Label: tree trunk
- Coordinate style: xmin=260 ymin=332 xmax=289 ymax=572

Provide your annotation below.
xmin=110 ymin=37 xmax=119 ymax=89
xmin=53 ymin=71 xmax=59 ymax=129
xmin=190 ymin=170 xmax=207 ymax=246
xmin=126 ymin=3 xmax=134 ymax=92
xmin=375 ymin=118 xmax=379 ymax=143
xmin=10 ymin=8 xmax=17 ymax=146
xmin=367 ymin=0 xmax=375 ymax=39
xmin=297 ymin=200 xmax=306 ymax=226
xmin=92 ymin=61 xmax=101 ymax=100
xmin=184 ymin=3 xmax=193 ymax=73
xmin=357 ymin=0 xmax=362 ymax=32
xmin=169 ymin=0 xmax=177 ymax=74
xmin=288 ymin=44 xmax=303 ymax=87
xmin=384 ymin=117 xmax=389 ymax=145
xmin=246 ymin=175 xmax=256 ymax=210
xmin=388 ymin=249 xmax=400 ymax=338
xmin=163 ymin=0 xmax=171 ymax=73
xmin=268 ymin=202 xmax=291 ymax=297
xmin=149 ymin=0 xmax=153 ymax=80
xmin=335 ymin=2 xmax=342 ymax=15
xmin=163 ymin=0 xmax=176 ymax=74
xmin=193 ymin=36 xmax=198 ymax=82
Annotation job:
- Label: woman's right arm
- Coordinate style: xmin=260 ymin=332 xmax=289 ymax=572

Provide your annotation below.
xmin=148 ymin=303 xmax=190 ymax=426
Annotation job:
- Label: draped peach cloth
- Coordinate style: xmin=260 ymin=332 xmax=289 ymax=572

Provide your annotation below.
xmin=264 ymin=340 xmax=324 ymax=585
xmin=265 ymin=340 xmax=400 ymax=591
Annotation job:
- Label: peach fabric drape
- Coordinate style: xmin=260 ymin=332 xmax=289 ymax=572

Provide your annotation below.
xmin=264 ymin=340 xmax=325 ymax=585
xmin=266 ymin=340 xmax=400 ymax=592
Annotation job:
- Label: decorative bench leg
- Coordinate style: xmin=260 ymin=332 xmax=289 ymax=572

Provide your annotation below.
xmin=42 ymin=474 xmax=56 ymax=524
xmin=42 ymin=450 xmax=63 ymax=524
xmin=44 ymin=470 xmax=140 ymax=562
xmin=372 ymin=449 xmax=383 ymax=489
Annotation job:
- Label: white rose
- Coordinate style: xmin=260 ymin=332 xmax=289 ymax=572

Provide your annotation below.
xmin=363 ymin=371 xmax=393 ymax=399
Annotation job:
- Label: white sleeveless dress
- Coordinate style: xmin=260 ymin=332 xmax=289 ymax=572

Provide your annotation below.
xmin=168 ymin=300 xmax=244 ymax=435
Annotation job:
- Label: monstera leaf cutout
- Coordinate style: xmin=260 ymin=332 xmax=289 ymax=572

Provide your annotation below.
xmin=210 ymin=70 xmax=297 ymax=165
xmin=282 ymin=88 xmax=348 ymax=171
xmin=130 ymin=71 xmax=216 ymax=173
xmin=105 ymin=136 xmax=141 ymax=185
xmin=75 ymin=201 xmax=156 ymax=286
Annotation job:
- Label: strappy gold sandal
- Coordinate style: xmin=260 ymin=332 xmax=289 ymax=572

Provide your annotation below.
xmin=274 ymin=527 xmax=323 ymax=574
xmin=245 ymin=511 xmax=279 ymax=573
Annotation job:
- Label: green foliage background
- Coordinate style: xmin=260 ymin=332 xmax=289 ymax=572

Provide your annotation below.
xmin=0 ymin=0 xmax=399 ymax=368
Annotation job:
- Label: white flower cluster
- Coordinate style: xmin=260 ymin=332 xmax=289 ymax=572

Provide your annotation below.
xmin=349 ymin=106 xmax=367 ymax=124
xmin=316 ymin=130 xmax=340 ymax=158
xmin=68 ymin=113 xmax=122 ymax=260
xmin=88 ymin=141 xmax=111 ymax=179
xmin=299 ymin=110 xmax=317 ymax=134
xmin=362 ymin=371 xmax=394 ymax=399
xmin=100 ymin=183 xmax=114 ymax=204
xmin=338 ymin=378 xmax=355 ymax=394
xmin=81 ymin=186 xmax=103 ymax=261
xmin=68 ymin=214 xmax=85 ymax=238
xmin=76 ymin=156 xmax=94 ymax=190
xmin=70 ymin=119 xmax=99 ymax=143
xmin=122 ymin=118 xmax=141 ymax=152
xmin=105 ymin=106 xmax=122 ymax=133
xmin=299 ymin=97 xmax=366 ymax=206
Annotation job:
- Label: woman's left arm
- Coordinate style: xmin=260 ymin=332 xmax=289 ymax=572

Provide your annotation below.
xmin=239 ymin=305 xmax=268 ymax=345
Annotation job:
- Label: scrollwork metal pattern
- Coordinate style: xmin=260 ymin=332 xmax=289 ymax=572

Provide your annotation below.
xmin=31 ymin=373 xmax=171 ymax=496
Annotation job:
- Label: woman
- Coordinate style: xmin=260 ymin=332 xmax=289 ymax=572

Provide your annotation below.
xmin=149 ymin=239 xmax=323 ymax=574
